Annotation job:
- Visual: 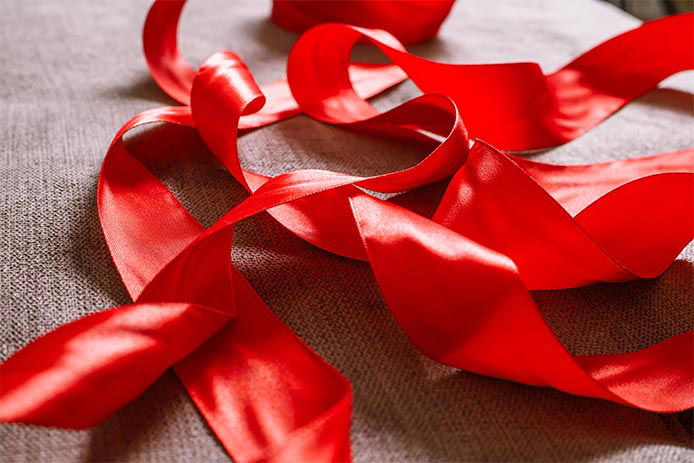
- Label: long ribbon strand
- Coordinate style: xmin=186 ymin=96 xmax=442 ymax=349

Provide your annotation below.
xmin=1 ymin=1 xmax=692 ymax=462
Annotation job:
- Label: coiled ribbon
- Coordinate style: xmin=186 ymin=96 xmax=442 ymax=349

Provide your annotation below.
xmin=1 ymin=1 xmax=692 ymax=462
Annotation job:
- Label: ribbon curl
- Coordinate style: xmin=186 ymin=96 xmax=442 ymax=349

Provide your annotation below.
xmin=270 ymin=0 xmax=456 ymax=45
xmin=1 ymin=1 xmax=693 ymax=462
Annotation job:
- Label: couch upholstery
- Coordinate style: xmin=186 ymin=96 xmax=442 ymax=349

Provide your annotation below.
xmin=1 ymin=0 xmax=692 ymax=461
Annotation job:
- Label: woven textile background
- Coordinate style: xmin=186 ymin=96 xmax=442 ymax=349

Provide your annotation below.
xmin=603 ymin=0 xmax=693 ymax=19
xmin=1 ymin=0 xmax=692 ymax=461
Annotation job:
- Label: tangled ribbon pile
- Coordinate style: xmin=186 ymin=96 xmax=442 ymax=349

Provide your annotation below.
xmin=1 ymin=1 xmax=693 ymax=461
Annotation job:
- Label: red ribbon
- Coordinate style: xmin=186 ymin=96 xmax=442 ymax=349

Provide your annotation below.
xmin=1 ymin=1 xmax=692 ymax=462
xmin=270 ymin=0 xmax=456 ymax=45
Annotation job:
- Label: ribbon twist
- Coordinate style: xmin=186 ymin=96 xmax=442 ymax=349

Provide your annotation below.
xmin=1 ymin=1 xmax=693 ymax=462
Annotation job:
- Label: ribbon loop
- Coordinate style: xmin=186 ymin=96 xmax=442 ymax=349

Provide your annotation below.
xmin=191 ymin=51 xmax=265 ymax=186
xmin=1 ymin=3 xmax=693 ymax=463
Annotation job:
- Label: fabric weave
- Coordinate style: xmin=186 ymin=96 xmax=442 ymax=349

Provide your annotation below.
xmin=1 ymin=0 xmax=692 ymax=461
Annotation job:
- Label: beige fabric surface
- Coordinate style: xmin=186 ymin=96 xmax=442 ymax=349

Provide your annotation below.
xmin=1 ymin=0 xmax=692 ymax=461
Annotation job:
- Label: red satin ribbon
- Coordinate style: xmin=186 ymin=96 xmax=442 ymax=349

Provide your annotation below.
xmin=1 ymin=1 xmax=693 ymax=462
xmin=270 ymin=0 xmax=456 ymax=45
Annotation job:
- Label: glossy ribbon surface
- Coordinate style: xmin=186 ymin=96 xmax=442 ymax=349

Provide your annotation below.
xmin=1 ymin=1 xmax=692 ymax=462
xmin=270 ymin=0 xmax=456 ymax=45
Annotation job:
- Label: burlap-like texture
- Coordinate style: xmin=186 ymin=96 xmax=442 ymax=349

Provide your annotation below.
xmin=1 ymin=0 xmax=692 ymax=461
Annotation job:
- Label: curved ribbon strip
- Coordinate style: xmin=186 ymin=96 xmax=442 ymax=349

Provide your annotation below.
xmin=143 ymin=0 xmax=408 ymax=106
xmin=270 ymin=0 xmax=456 ymax=45
xmin=1 ymin=2 xmax=693 ymax=463
xmin=0 ymin=302 xmax=231 ymax=428
xmin=286 ymin=17 xmax=693 ymax=150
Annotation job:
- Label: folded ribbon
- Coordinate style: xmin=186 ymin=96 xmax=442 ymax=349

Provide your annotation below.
xmin=1 ymin=1 xmax=692 ymax=462
xmin=270 ymin=0 xmax=456 ymax=45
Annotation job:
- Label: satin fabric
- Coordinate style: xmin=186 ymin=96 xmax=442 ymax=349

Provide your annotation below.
xmin=1 ymin=1 xmax=693 ymax=462
xmin=270 ymin=0 xmax=456 ymax=45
